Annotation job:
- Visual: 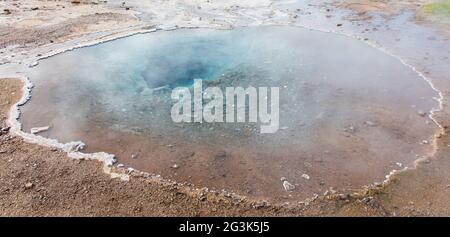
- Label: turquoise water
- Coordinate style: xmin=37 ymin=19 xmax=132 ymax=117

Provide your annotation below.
xmin=109 ymin=31 xmax=249 ymax=88
xmin=20 ymin=26 xmax=439 ymax=200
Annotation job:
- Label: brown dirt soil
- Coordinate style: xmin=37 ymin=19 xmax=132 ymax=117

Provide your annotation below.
xmin=0 ymin=13 xmax=137 ymax=49
xmin=336 ymin=0 xmax=450 ymax=36
xmin=337 ymin=0 xmax=431 ymax=15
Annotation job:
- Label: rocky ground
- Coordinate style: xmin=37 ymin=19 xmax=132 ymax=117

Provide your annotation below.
xmin=1 ymin=0 xmax=450 ymax=216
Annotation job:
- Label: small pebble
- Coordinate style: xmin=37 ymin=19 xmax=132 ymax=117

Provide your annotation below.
xmin=418 ymin=110 xmax=427 ymax=117
xmin=283 ymin=180 xmax=295 ymax=191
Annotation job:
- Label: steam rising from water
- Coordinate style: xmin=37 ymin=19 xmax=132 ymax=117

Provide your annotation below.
xmin=20 ymin=26 xmax=439 ymax=200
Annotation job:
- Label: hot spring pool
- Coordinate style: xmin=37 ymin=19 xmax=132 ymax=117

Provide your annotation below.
xmin=20 ymin=26 xmax=439 ymax=201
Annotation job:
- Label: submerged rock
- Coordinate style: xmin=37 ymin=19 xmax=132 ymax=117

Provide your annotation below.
xmin=364 ymin=121 xmax=378 ymax=127
xmin=418 ymin=110 xmax=427 ymax=117
xmin=30 ymin=126 xmax=50 ymax=134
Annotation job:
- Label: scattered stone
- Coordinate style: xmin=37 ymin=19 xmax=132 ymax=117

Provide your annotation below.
xmin=243 ymin=127 xmax=253 ymax=136
xmin=30 ymin=126 xmax=50 ymax=134
xmin=418 ymin=110 xmax=427 ymax=117
xmin=362 ymin=196 xmax=373 ymax=204
xmin=421 ymin=140 xmax=429 ymax=145
xmin=65 ymin=142 xmax=85 ymax=152
xmin=198 ymin=193 xmax=207 ymax=201
xmin=0 ymin=150 xmax=6 ymax=154
xmin=337 ymin=23 xmax=343 ymax=27
xmin=25 ymin=182 xmax=34 ymax=189
xmin=338 ymin=193 xmax=350 ymax=201
xmin=301 ymin=174 xmax=310 ymax=180
xmin=171 ymin=164 xmax=179 ymax=169
xmin=396 ymin=162 xmax=403 ymax=168
xmin=0 ymin=127 xmax=10 ymax=135
xmin=131 ymin=153 xmax=139 ymax=159
xmin=328 ymin=187 xmax=337 ymax=195
xmin=282 ymin=180 xmax=295 ymax=191
xmin=252 ymin=201 xmax=268 ymax=209
xmin=31 ymin=7 xmax=39 ymax=10
xmin=3 ymin=9 xmax=11 ymax=15
xmin=117 ymin=164 xmax=125 ymax=168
